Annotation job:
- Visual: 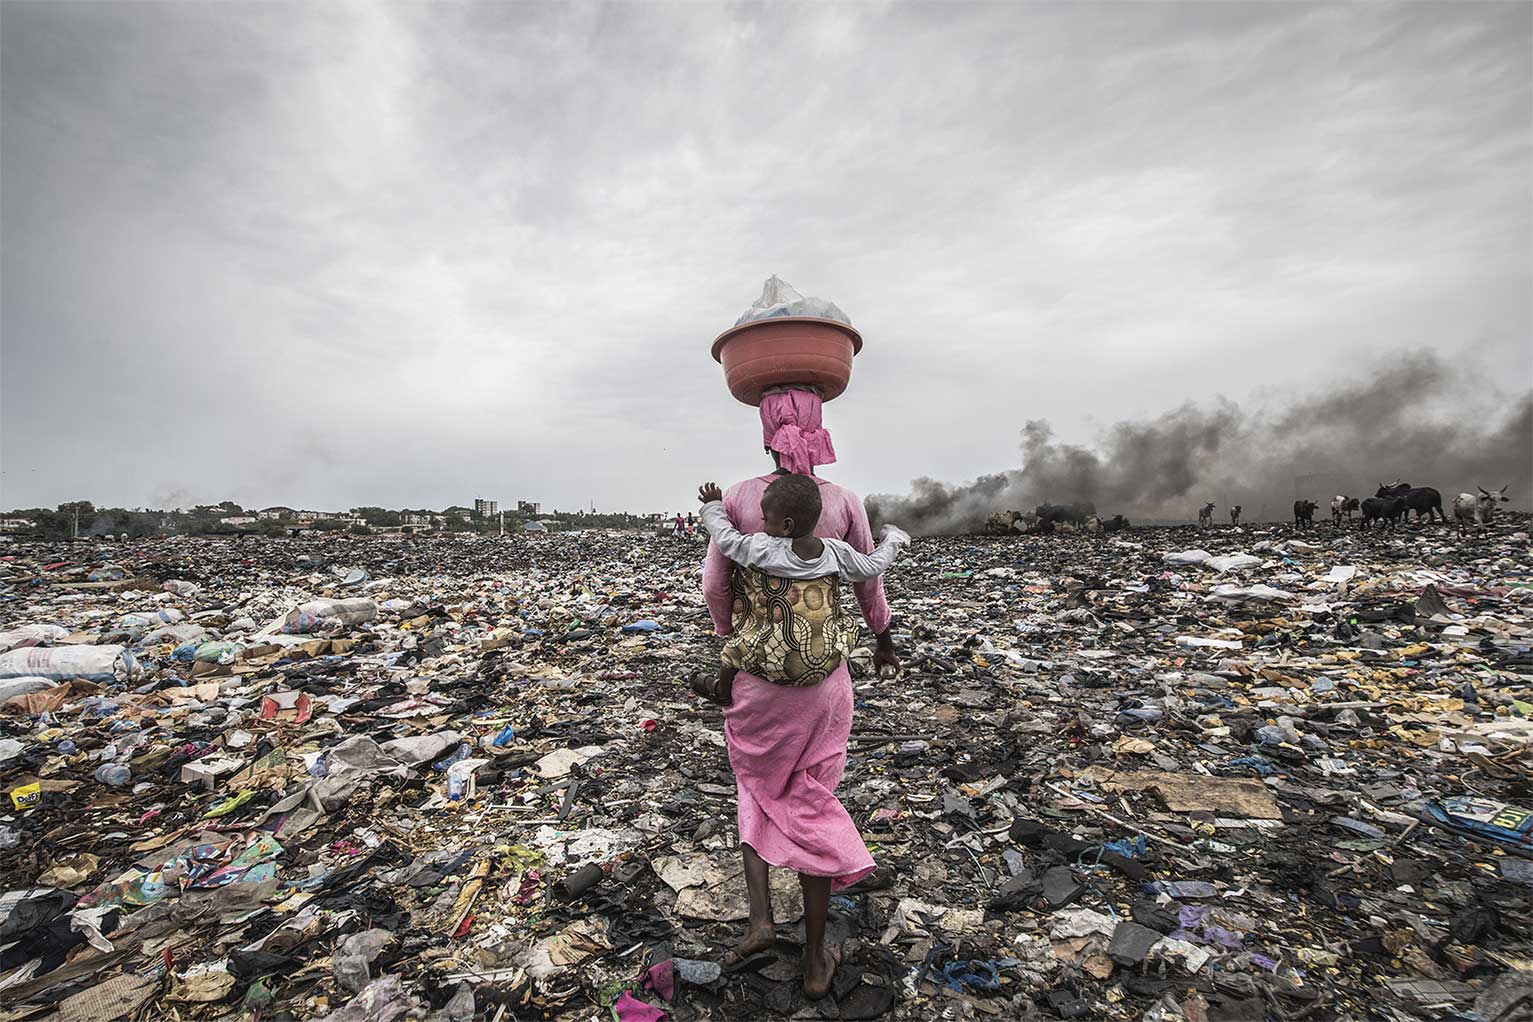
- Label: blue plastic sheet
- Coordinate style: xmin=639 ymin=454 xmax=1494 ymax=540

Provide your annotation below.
xmin=939 ymin=958 xmax=1021 ymax=992
xmin=1103 ymin=834 xmax=1148 ymax=859
xmin=1229 ymin=755 xmax=1276 ymax=777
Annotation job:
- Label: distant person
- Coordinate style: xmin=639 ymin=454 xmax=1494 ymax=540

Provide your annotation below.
xmin=685 ymin=510 xmax=697 ymax=540
xmin=1230 ymin=505 xmax=1242 ymax=526
xmin=700 ymin=387 xmax=898 ymax=1000
xmin=673 ymin=513 xmax=686 ymax=540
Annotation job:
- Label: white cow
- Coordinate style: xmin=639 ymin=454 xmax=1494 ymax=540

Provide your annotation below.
xmin=1330 ymin=495 xmax=1359 ymax=523
xmin=1452 ymin=486 xmax=1510 ymax=527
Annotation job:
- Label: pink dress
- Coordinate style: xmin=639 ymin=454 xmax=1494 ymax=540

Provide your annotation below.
xmin=702 ymin=474 xmax=888 ymax=888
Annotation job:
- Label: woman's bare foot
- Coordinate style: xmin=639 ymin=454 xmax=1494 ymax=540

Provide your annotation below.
xmin=803 ymin=944 xmax=841 ymax=999
xmin=720 ymin=922 xmax=775 ymax=971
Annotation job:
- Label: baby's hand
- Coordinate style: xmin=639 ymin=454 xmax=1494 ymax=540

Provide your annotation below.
xmin=698 ymin=483 xmax=723 ymax=503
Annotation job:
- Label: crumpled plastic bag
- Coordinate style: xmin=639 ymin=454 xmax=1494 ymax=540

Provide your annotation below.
xmin=333 ymin=928 xmax=395 ymax=993
xmin=307 ymin=731 xmax=461 ymax=811
xmin=895 ymin=897 xmax=984 ymax=935
xmin=735 ymin=275 xmax=851 ymax=327
xmin=1206 ymin=583 xmax=1294 ymax=604
xmin=141 ymin=622 xmax=208 ymax=646
xmin=1204 ymin=553 xmax=1262 ymax=573
xmin=317 ymin=974 xmax=423 ymax=1022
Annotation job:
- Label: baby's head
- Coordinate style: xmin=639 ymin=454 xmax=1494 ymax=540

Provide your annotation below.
xmin=761 ymin=474 xmax=822 ymax=539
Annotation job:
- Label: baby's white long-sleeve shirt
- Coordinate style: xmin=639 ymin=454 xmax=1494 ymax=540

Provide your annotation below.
xmin=700 ymin=501 xmax=910 ymax=581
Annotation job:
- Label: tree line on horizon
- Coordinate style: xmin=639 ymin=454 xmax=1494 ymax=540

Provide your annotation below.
xmin=1 ymin=501 xmax=661 ymax=541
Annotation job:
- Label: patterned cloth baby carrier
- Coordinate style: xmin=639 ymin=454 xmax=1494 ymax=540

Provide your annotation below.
xmin=722 ymin=565 xmax=861 ymax=686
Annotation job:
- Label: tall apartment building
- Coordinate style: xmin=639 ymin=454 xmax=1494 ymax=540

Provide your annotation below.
xmin=473 ymin=498 xmax=498 ymax=518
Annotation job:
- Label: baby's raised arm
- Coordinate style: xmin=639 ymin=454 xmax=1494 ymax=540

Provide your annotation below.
xmin=698 ymin=489 xmax=773 ymax=569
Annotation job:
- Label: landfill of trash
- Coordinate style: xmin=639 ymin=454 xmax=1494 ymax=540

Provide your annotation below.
xmin=1 ymin=516 xmax=1530 ymax=1022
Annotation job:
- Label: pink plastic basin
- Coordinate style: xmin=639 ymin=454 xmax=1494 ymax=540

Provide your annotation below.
xmin=711 ymin=317 xmax=864 ymax=406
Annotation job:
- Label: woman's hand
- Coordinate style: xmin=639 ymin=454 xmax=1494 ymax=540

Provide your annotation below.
xmin=873 ymin=630 xmax=900 ymax=678
xmin=699 ymin=483 xmax=723 ymax=503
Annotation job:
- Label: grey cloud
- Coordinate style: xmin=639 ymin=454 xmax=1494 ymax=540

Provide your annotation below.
xmin=2 ymin=2 xmax=1528 ymax=514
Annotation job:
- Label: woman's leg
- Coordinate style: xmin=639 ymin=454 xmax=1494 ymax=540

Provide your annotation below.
xmin=723 ymin=843 xmax=775 ymax=966
xmin=799 ymin=871 xmax=838 ymax=998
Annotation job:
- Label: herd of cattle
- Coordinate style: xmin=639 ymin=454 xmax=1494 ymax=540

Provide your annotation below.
xmin=1294 ymin=482 xmax=1512 ymax=531
xmin=984 ymin=483 xmax=1512 ymax=535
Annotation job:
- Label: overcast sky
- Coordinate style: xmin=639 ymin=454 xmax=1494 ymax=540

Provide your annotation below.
xmin=2 ymin=1 xmax=1528 ymax=515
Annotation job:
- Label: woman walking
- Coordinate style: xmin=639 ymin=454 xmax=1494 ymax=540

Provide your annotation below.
xmin=700 ymin=387 xmax=899 ymax=999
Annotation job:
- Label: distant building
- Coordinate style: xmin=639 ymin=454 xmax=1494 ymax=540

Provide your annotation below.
xmin=273 ymin=509 xmax=356 ymax=525
xmin=402 ymin=513 xmax=434 ymax=529
xmin=257 ymin=506 xmax=296 ymax=520
xmin=474 ymin=498 xmax=498 ymax=517
xmin=517 ymin=500 xmax=541 ymax=515
xmin=0 ymin=517 xmax=34 ymax=533
xmin=220 ymin=516 xmax=257 ymax=526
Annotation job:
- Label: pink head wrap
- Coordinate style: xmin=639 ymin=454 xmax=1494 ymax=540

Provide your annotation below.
xmin=760 ymin=388 xmax=836 ymax=475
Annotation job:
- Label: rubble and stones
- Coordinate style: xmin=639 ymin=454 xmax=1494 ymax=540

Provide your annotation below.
xmin=1 ymin=517 xmax=1530 ymax=1020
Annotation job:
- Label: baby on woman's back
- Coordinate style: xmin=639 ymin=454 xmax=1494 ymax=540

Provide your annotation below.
xmin=690 ymin=473 xmax=909 ymax=703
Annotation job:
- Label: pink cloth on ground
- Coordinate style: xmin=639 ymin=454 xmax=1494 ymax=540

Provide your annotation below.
xmin=640 ymin=961 xmax=675 ymax=1004
xmin=759 ymin=389 xmax=836 ymax=475
xmin=701 ymin=474 xmax=891 ymax=636
xmin=722 ymin=664 xmax=875 ymax=889
xmin=612 ymin=992 xmax=667 ymax=1022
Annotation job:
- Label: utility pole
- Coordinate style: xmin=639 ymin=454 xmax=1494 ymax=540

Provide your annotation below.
xmin=72 ymin=509 xmax=79 ymax=542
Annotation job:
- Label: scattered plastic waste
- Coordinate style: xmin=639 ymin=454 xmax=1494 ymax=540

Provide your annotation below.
xmin=0 ymin=515 xmax=1525 ymax=1020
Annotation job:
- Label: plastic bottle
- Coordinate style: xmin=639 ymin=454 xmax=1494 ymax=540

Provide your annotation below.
xmin=433 ymin=743 xmax=470 ymax=772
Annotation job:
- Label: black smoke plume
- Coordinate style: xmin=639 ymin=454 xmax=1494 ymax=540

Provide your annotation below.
xmin=869 ymin=351 xmax=1532 ymax=534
